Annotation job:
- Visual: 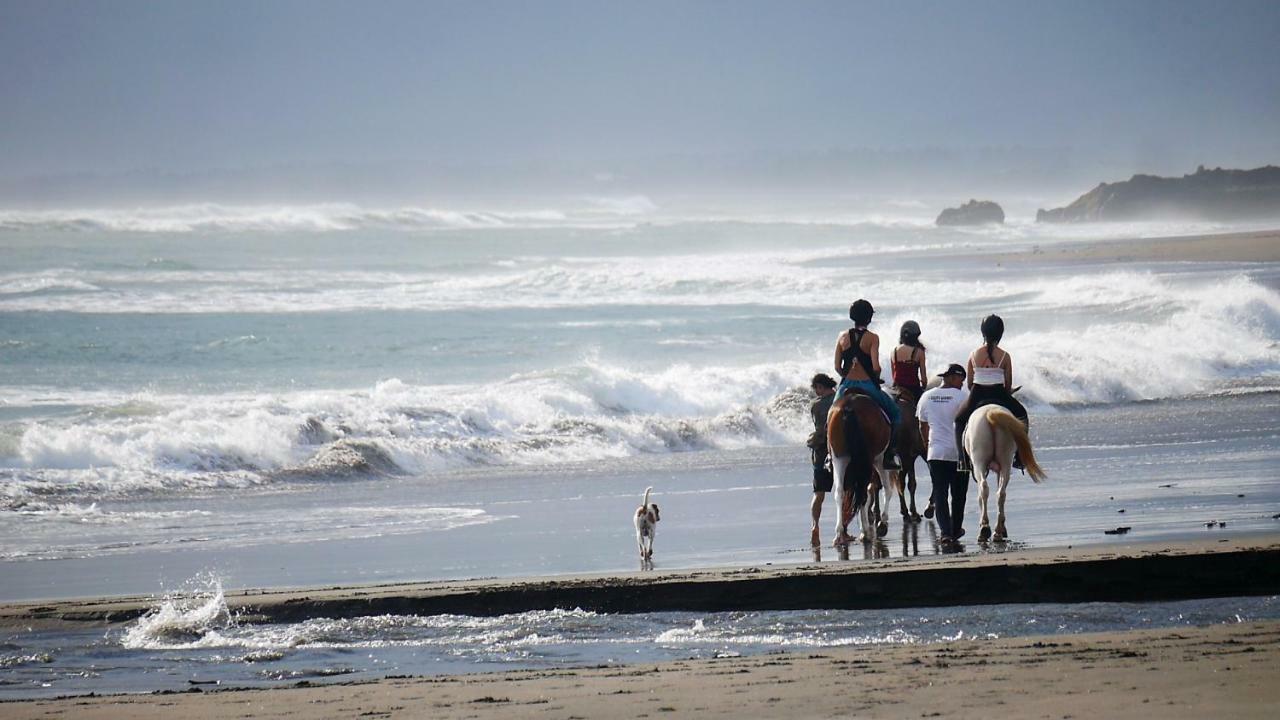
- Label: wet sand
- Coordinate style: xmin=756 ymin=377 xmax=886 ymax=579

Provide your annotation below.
xmin=994 ymin=228 xmax=1280 ymax=264
xmin=5 ymin=536 xmax=1277 ymax=630
xmin=4 ymin=619 xmax=1275 ymax=719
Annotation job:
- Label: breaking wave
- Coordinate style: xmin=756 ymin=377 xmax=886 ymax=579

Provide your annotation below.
xmin=0 ymin=360 xmax=814 ymax=505
xmin=0 ymin=201 xmax=655 ymax=234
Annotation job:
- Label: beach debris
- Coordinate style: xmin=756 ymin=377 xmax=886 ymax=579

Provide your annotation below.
xmin=1118 ymin=509 xmax=1126 ymax=513
xmin=1272 ymin=513 xmax=1280 ymax=520
xmin=1104 ymin=527 xmax=1131 ymax=535
xmin=1237 ymin=494 xmax=1245 ymax=498
xmin=1220 ymin=521 xmax=1227 ymax=528
xmin=1205 ymin=520 xmax=1227 ymax=528
xmin=1158 ymin=483 xmax=1177 ymax=488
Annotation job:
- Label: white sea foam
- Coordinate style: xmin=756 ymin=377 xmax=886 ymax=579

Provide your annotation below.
xmin=0 ymin=203 xmax=594 ymax=234
xmin=121 ymin=576 xmax=234 ymax=650
xmin=1 ymin=501 xmax=502 ymax=560
xmin=3 ymin=272 xmax=1278 ymax=506
xmin=1 ymin=241 xmax=1263 ymax=314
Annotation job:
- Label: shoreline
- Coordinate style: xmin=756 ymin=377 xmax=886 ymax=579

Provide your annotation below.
xmin=5 ymin=536 xmax=1277 ymax=630
xmin=986 ymin=227 xmax=1280 ymax=263
xmin=5 ymin=620 xmax=1276 ymax=719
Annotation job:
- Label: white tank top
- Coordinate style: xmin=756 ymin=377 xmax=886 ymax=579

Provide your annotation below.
xmin=971 ymin=348 xmax=1007 ymax=386
xmin=972 ymin=366 xmax=1006 ymax=386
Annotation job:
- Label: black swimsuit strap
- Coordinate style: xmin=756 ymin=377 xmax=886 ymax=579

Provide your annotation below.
xmin=845 ymin=328 xmax=878 ymax=380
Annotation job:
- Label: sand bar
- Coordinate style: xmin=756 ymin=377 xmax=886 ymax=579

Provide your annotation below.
xmin=4 ymin=619 xmax=1276 ymax=719
xmin=5 ymin=536 xmax=1277 ymax=629
xmin=994 ymin=227 xmax=1280 ymax=264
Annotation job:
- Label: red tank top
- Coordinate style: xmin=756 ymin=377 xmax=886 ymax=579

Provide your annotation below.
xmin=892 ymin=347 xmax=922 ymax=389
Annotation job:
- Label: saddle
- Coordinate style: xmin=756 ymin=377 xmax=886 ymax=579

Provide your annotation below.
xmin=970 ymin=386 xmax=1025 ymax=416
xmin=841 ymin=387 xmax=892 ymax=426
xmin=890 ymin=385 xmax=922 ymax=406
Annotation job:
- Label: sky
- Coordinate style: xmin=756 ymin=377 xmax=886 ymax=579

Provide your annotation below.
xmin=1 ymin=0 xmax=1278 ymax=204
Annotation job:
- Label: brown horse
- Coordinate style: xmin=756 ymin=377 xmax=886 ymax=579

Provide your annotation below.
xmin=892 ymin=390 xmax=929 ymax=522
xmin=826 ymin=392 xmax=903 ymax=545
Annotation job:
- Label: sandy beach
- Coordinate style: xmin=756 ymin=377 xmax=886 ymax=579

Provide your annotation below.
xmin=4 ymin=619 xmax=1275 ymax=719
xmin=993 ymin=228 xmax=1280 ymax=264
xmin=3 ymin=537 xmax=1278 ymax=717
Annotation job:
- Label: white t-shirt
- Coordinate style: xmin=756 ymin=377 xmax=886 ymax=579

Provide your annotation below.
xmin=917 ymin=386 xmax=969 ymax=461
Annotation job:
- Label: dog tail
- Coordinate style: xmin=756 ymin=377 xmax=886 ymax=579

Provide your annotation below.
xmin=986 ymin=410 xmax=1046 ymax=483
xmin=642 ymin=486 xmax=653 ymax=507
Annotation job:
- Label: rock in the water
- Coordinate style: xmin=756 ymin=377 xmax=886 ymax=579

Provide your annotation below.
xmin=1037 ymin=165 xmax=1280 ymax=222
xmin=936 ymin=199 xmax=1005 ymax=226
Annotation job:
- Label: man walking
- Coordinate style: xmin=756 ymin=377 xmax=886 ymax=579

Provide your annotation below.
xmin=808 ymin=373 xmax=838 ymax=547
xmin=918 ymin=364 xmax=969 ymax=544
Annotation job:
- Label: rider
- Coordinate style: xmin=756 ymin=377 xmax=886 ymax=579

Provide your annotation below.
xmin=833 ymin=299 xmax=901 ymax=470
xmin=953 ymin=314 xmax=1029 ymax=471
xmin=891 ymin=320 xmax=928 ymax=404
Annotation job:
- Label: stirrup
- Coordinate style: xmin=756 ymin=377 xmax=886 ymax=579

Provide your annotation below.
xmin=1013 ymin=453 xmax=1025 ymax=472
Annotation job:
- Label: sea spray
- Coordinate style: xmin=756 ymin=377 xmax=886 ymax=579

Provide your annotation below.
xmin=121 ymin=574 xmax=235 ymax=650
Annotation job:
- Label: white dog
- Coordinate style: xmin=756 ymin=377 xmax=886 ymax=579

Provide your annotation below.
xmin=634 ymin=486 xmax=660 ymax=562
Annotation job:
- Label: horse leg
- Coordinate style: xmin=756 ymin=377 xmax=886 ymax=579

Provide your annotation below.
xmin=836 ymin=490 xmax=854 ymax=547
xmin=856 ymin=489 xmax=870 ymax=543
xmin=874 ymin=468 xmax=889 ymax=539
xmin=897 ymin=468 xmax=910 ymax=520
xmin=994 ymin=469 xmax=1010 ymax=541
xmin=907 ymin=461 xmax=921 ymax=522
xmin=831 ymin=454 xmax=852 ymax=546
xmin=976 ymin=470 xmax=992 ymax=542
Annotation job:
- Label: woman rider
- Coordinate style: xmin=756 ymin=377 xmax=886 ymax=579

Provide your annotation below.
xmin=833 ymin=299 xmax=901 ymax=469
xmin=891 ymin=320 xmax=928 ymax=404
xmin=953 ymin=314 xmax=1028 ymax=470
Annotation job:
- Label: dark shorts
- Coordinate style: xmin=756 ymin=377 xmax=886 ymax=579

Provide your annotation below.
xmin=813 ymin=463 xmax=834 ymax=493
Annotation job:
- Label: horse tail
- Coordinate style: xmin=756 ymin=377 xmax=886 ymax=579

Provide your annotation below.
xmin=986 ymin=410 xmax=1047 ymax=483
xmin=642 ymin=486 xmax=652 ymax=507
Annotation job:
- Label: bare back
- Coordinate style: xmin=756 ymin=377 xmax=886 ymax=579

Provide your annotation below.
xmin=834 ymin=329 xmax=881 ymax=382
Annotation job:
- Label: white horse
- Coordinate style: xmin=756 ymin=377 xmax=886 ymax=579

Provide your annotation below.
xmin=963 ymin=404 xmax=1047 ymax=542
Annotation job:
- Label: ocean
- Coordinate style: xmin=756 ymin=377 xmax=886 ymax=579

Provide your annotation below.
xmin=1 ymin=203 xmax=1278 ymax=696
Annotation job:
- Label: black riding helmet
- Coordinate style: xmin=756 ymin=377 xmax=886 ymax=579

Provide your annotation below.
xmin=980 ymin=314 xmax=1004 ymax=344
xmin=849 ymin=299 xmax=875 ymax=326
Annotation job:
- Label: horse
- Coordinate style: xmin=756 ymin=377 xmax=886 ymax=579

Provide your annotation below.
xmin=891 ymin=389 xmax=928 ymax=522
xmin=826 ymin=391 xmax=903 ymax=545
xmin=962 ymin=404 xmax=1047 ymax=542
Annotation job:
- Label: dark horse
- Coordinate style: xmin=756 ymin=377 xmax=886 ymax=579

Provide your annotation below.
xmin=892 ymin=389 xmax=929 ymax=522
xmin=826 ymin=392 xmax=903 ymax=545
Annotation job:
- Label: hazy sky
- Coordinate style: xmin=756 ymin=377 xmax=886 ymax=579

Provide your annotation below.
xmin=2 ymin=0 xmax=1278 ymax=199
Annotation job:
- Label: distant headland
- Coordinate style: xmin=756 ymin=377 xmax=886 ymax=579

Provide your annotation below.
xmin=1036 ymin=165 xmax=1280 ymax=223
xmin=936 ymin=199 xmax=1005 ymax=226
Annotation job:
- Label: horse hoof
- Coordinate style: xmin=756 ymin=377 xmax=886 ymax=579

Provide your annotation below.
xmin=923 ymin=505 xmax=935 ymax=520
xmin=877 ymin=521 xmax=889 ymax=538
xmin=994 ymin=528 xmax=1008 ymax=542
xmin=978 ymin=526 xmax=992 ymax=542
xmin=911 ymin=512 xmax=922 ymax=523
